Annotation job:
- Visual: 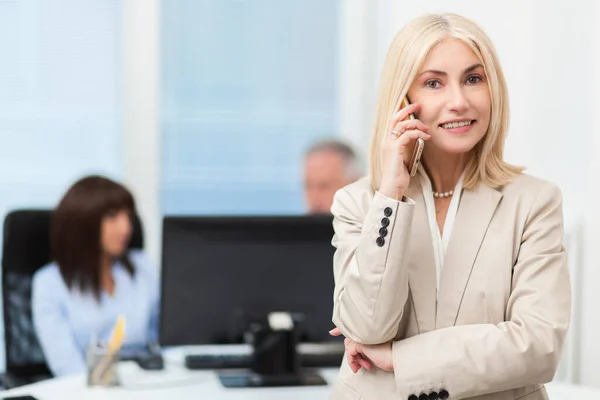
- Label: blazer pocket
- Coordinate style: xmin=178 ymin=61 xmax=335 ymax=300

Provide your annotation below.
xmin=330 ymin=379 xmax=362 ymax=400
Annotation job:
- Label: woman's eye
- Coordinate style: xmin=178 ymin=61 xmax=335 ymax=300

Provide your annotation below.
xmin=466 ymin=75 xmax=482 ymax=84
xmin=425 ymin=80 xmax=440 ymax=89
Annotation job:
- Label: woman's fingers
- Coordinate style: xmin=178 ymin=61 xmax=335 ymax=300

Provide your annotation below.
xmin=345 ymin=340 xmax=373 ymax=373
xmin=329 ymin=327 xmax=342 ymax=336
xmin=397 ymin=129 xmax=431 ymax=142
xmin=388 ymin=103 xmax=421 ymax=128
xmin=390 ymin=119 xmax=429 ymax=136
xmin=347 ymin=351 xmax=361 ymax=373
xmin=356 ymin=354 xmax=373 ymax=371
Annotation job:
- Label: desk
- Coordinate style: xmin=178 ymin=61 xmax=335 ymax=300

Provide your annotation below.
xmin=2 ymin=346 xmax=600 ymax=399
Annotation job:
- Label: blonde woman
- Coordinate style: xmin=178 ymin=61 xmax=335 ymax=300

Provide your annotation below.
xmin=328 ymin=13 xmax=570 ymax=400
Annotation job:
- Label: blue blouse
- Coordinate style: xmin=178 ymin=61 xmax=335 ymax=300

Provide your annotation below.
xmin=31 ymin=250 xmax=159 ymax=376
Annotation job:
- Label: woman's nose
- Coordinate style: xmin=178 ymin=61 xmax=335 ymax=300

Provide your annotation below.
xmin=447 ymin=86 xmax=469 ymax=112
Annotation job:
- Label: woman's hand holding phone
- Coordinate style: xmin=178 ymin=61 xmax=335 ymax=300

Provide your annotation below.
xmin=378 ymin=103 xmax=431 ymax=200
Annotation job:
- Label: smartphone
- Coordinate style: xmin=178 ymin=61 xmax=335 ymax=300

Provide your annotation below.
xmin=400 ymin=97 xmax=424 ymax=177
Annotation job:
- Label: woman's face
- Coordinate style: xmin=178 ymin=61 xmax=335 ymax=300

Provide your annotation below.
xmin=101 ymin=209 xmax=132 ymax=257
xmin=407 ymin=39 xmax=491 ymax=155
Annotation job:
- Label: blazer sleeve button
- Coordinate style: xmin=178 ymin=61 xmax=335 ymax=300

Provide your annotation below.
xmin=408 ymin=395 xmax=419 ymax=400
xmin=381 ymin=217 xmax=390 ymax=227
xmin=419 ymin=394 xmax=429 ymax=400
xmin=439 ymin=390 xmax=449 ymax=400
xmin=376 ymin=236 xmax=385 ymax=247
xmin=383 ymin=206 xmax=393 ymax=217
xmin=428 ymin=392 xmax=439 ymax=400
xmin=379 ymin=227 xmax=388 ymax=237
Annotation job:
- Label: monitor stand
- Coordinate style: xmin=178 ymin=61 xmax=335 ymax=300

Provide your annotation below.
xmin=218 ymin=370 xmax=327 ymax=388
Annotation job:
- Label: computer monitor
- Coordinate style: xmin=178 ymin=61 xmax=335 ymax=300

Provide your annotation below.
xmin=159 ymin=215 xmax=339 ymax=346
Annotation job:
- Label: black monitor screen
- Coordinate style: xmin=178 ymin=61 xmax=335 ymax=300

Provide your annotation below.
xmin=159 ymin=215 xmax=338 ymax=346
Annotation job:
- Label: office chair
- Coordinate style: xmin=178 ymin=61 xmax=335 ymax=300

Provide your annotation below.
xmin=0 ymin=209 xmax=144 ymax=388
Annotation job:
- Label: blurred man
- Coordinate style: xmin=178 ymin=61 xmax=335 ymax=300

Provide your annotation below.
xmin=303 ymin=139 xmax=361 ymax=214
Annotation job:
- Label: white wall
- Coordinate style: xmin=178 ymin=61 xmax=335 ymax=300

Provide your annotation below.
xmin=122 ymin=0 xmax=161 ymax=266
xmin=581 ymin=0 xmax=600 ymax=387
xmin=336 ymin=1 xmax=378 ymax=172
xmin=338 ymin=0 xmax=598 ymax=386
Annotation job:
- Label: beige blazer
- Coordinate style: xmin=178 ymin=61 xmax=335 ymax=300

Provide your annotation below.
xmin=329 ymin=173 xmax=571 ymax=400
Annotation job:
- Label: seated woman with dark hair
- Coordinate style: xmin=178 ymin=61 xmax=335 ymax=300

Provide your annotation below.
xmin=32 ymin=175 xmax=159 ymax=377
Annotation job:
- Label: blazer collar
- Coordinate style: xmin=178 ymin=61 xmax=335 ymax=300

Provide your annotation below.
xmin=404 ymin=174 xmax=503 ymax=332
xmin=436 ymin=182 xmax=503 ymax=328
xmin=405 ymin=176 xmax=437 ymax=333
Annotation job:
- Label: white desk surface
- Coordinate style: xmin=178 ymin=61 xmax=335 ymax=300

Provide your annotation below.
xmin=3 ymin=345 xmax=600 ymax=399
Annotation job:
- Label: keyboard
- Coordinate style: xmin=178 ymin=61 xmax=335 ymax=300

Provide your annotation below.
xmin=300 ymin=352 xmax=343 ymax=368
xmin=185 ymin=354 xmax=251 ymax=369
xmin=185 ymin=351 xmax=343 ymax=370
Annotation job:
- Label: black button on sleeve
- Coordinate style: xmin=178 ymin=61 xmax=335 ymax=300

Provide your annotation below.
xmin=381 ymin=217 xmax=390 ymax=227
xmin=376 ymin=236 xmax=385 ymax=247
xmin=383 ymin=206 xmax=393 ymax=217
xmin=439 ymin=390 xmax=449 ymax=400
xmin=379 ymin=227 xmax=388 ymax=237
xmin=419 ymin=394 xmax=429 ymax=400
xmin=408 ymin=395 xmax=419 ymax=400
xmin=429 ymin=392 xmax=439 ymax=400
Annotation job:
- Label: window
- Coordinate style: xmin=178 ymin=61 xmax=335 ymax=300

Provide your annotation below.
xmin=0 ymin=0 xmax=122 ymax=370
xmin=161 ymin=1 xmax=340 ymax=214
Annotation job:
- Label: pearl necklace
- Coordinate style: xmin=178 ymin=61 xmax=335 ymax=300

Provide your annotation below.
xmin=433 ymin=190 xmax=453 ymax=198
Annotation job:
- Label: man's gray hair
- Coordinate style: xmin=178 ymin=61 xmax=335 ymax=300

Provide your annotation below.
xmin=305 ymin=138 xmax=361 ymax=180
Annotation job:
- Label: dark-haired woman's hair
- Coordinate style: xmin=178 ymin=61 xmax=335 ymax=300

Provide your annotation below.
xmin=51 ymin=175 xmax=136 ymax=300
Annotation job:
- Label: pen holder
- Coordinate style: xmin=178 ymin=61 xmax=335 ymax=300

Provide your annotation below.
xmin=86 ymin=345 xmax=121 ymax=387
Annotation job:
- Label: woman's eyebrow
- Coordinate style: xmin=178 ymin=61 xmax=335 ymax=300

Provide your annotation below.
xmin=418 ymin=63 xmax=483 ymax=77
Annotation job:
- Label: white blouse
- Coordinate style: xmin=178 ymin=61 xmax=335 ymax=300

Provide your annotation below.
xmin=418 ymin=167 xmax=464 ymax=297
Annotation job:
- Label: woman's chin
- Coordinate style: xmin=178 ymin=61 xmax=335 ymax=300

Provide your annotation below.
xmin=431 ymin=136 xmax=480 ymax=155
xmin=106 ymin=246 xmax=127 ymax=258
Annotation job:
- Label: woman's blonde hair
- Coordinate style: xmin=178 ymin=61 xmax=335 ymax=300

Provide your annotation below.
xmin=369 ymin=13 xmax=523 ymax=191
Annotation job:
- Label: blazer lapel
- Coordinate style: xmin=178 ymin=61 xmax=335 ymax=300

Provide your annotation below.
xmin=405 ymin=178 xmax=437 ymax=334
xmin=435 ymin=184 xmax=503 ymax=329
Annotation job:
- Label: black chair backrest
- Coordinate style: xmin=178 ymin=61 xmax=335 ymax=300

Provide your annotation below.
xmin=1 ymin=209 xmax=143 ymax=378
